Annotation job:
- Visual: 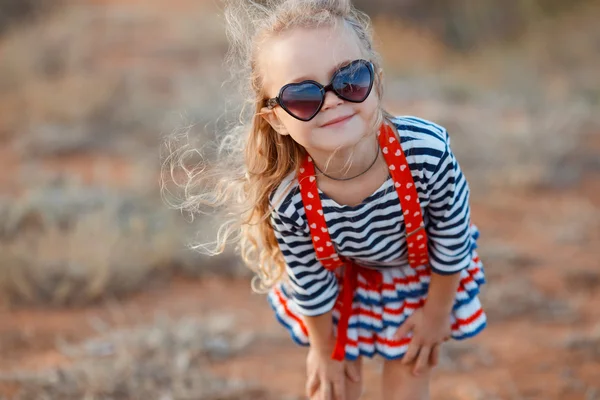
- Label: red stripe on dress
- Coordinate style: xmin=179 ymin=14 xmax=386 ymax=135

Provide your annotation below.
xmin=334 ymin=300 xmax=423 ymax=322
xmin=451 ymin=308 xmax=484 ymax=330
xmin=381 ymin=272 xmax=477 ymax=293
xmin=380 ymin=274 xmax=423 ymax=288
xmin=348 ymin=335 xmax=411 ymax=347
xmin=383 ymin=299 xmax=425 ymax=315
xmin=354 ymin=308 xmax=381 ymax=320
xmin=359 ymin=272 xmax=430 ymax=291
xmin=274 ymin=287 xmax=309 ymax=337
xmin=456 ymin=276 xmax=475 ymax=293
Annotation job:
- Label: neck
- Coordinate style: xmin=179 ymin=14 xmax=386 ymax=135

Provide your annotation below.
xmin=309 ymin=134 xmax=380 ymax=181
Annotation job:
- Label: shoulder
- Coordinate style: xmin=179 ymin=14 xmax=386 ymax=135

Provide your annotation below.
xmin=269 ymin=170 xmax=304 ymax=222
xmin=390 ymin=115 xmax=449 ymax=157
xmin=389 ymin=116 xmax=452 ymax=180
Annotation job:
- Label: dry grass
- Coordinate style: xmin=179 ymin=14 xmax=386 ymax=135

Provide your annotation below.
xmin=0 ymin=185 xmax=181 ymax=306
xmin=481 ymin=279 xmax=576 ymax=323
xmin=358 ymin=0 xmax=593 ymax=50
xmin=564 ymin=326 xmax=600 ymax=363
xmin=0 ymin=6 xmax=120 ymax=144
xmin=0 ymin=178 xmax=248 ymax=306
xmin=0 ymin=0 xmax=226 ymax=153
xmin=0 ymin=0 xmax=59 ymax=35
xmin=0 ymin=315 xmax=281 ymax=400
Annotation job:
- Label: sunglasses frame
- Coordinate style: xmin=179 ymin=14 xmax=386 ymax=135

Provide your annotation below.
xmin=265 ymin=59 xmax=375 ymax=122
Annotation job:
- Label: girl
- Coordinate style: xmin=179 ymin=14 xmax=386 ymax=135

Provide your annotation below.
xmin=166 ymin=0 xmax=486 ymax=399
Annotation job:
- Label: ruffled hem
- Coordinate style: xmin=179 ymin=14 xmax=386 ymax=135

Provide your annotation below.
xmin=267 ymin=229 xmax=487 ymax=361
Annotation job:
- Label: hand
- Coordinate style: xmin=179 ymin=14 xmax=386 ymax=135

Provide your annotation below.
xmin=306 ymin=348 xmax=360 ymax=400
xmin=393 ymin=307 xmax=451 ymax=376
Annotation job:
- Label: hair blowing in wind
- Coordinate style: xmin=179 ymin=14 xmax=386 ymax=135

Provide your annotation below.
xmin=161 ymin=0 xmax=390 ymax=292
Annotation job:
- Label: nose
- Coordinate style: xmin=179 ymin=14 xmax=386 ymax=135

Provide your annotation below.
xmin=320 ymin=89 xmax=343 ymax=112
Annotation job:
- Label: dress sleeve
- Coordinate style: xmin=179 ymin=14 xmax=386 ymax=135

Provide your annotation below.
xmin=270 ymin=207 xmax=339 ymax=316
xmin=425 ymin=135 xmax=474 ymax=275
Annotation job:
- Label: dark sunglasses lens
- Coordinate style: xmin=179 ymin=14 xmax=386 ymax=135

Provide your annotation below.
xmin=332 ymin=61 xmax=373 ymax=102
xmin=280 ymin=83 xmax=323 ymax=120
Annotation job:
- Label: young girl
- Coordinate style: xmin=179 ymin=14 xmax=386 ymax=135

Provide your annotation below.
xmin=167 ymin=0 xmax=486 ymax=399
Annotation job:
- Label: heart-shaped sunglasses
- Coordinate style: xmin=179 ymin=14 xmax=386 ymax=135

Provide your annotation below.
xmin=265 ymin=59 xmax=375 ymax=122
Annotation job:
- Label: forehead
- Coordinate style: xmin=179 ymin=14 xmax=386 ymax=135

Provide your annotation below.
xmin=259 ymin=24 xmax=364 ymax=96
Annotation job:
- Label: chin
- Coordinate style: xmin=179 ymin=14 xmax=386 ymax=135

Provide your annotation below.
xmin=311 ymin=125 xmax=368 ymax=152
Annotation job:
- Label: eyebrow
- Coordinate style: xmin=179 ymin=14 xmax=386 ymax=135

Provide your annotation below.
xmin=287 ymin=59 xmax=353 ymax=84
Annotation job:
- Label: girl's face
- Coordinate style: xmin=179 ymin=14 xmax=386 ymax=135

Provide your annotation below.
xmin=259 ymin=24 xmax=380 ymax=155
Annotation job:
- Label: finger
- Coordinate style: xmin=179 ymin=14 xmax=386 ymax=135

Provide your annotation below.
xmin=401 ymin=339 xmax=420 ymax=365
xmin=306 ymin=372 xmax=320 ymax=398
xmin=332 ymin=377 xmax=346 ymax=400
xmin=394 ymin=318 xmax=414 ymax=340
xmin=345 ymin=362 xmax=360 ymax=383
xmin=321 ymin=380 xmax=333 ymax=400
xmin=413 ymin=345 xmax=431 ymax=376
xmin=430 ymin=343 xmax=440 ymax=367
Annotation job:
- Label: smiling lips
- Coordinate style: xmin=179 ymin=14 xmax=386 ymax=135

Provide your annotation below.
xmin=320 ymin=114 xmax=355 ymax=127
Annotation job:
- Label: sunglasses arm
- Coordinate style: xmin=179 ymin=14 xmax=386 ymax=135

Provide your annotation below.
xmin=266 ymin=98 xmax=278 ymax=109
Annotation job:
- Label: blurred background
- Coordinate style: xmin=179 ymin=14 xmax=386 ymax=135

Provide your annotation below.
xmin=0 ymin=0 xmax=598 ymax=399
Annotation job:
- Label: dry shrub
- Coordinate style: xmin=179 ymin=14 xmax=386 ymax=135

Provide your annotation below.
xmin=481 ymin=279 xmax=576 ymax=323
xmin=0 ymin=316 xmax=278 ymax=400
xmin=0 ymin=4 xmax=121 ymax=144
xmin=0 ymin=186 xmax=185 ymax=306
xmin=0 ymin=0 xmax=227 ymax=149
xmin=355 ymin=0 xmax=593 ymax=50
xmin=0 ymin=0 xmax=58 ymax=35
xmin=0 ymin=178 xmax=248 ymax=306
xmin=564 ymin=328 xmax=600 ymax=362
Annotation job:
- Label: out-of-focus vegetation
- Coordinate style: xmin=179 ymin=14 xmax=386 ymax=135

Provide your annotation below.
xmin=0 ymin=1 xmax=599 ymax=399
xmin=0 ymin=0 xmax=59 ymax=34
xmin=0 ymin=0 xmax=597 ymax=306
xmin=355 ymin=0 xmax=590 ymax=49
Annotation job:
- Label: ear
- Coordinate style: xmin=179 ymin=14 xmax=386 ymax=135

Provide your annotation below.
xmin=259 ymin=106 xmax=289 ymax=136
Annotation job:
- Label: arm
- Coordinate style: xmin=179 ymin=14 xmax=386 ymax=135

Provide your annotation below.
xmin=270 ymin=207 xmax=339 ymax=318
xmin=425 ymin=139 xmax=474 ymax=277
xmin=270 ymin=201 xmax=339 ymax=349
xmin=303 ymin=311 xmax=335 ymax=354
xmin=271 ymin=214 xmax=337 ymax=351
xmin=423 ymin=133 xmax=474 ymax=313
xmin=398 ymin=129 xmax=475 ymax=374
xmin=271 ymin=203 xmax=354 ymax=399
xmin=423 ymin=272 xmax=461 ymax=317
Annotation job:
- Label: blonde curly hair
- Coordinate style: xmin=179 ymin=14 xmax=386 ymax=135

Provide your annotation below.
xmin=162 ymin=0 xmax=395 ymax=292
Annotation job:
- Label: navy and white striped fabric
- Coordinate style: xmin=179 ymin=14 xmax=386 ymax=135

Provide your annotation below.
xmin=269 ymin=116 xmax=479 ymax=317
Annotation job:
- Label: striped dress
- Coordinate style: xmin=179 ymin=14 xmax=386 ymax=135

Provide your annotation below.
xmin=267 ymin=116 xmax=486 ymax=360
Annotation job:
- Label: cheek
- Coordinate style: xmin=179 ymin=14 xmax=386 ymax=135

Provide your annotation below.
xmin=354 ymin=93 xmax=379 ymax=120
xmin=279 ymin=112 xmax=314 ymax=144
